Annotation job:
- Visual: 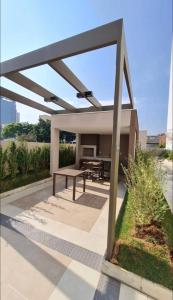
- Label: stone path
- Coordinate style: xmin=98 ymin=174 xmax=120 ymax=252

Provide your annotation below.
xmin=0 ymin=177 xmax=153 ymax=300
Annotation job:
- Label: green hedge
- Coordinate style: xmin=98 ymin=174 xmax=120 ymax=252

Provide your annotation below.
xmin=0 ymin=142 xmax=75 ymax=193
xmin=59 ymin=145 xmax=75 ymax=168
xmin=159 ymin=149 xmax=173 ymax=160
xmin=0 ymin=142 xmax=50 ymax=179
xmin=0 ymin=142 xmax=75 ymax=180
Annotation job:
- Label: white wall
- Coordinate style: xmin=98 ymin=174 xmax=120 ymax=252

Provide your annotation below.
xmin=139 ymin=130 xmax=147 ymax=149
xmin=51 ymin=110 xmax=132 ymax=134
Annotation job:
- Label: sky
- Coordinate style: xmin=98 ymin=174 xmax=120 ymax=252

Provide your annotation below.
xmin=1 ymin=0 xmax=172 ymax=134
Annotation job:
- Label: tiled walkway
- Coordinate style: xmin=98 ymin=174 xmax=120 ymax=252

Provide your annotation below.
xmin=0 ymin=177 xmax=152 ymax=300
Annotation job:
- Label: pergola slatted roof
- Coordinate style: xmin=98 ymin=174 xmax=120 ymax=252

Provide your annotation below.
xmin=0 ymin=19 xmax=134 ymax=113
xmin=49 ymin=60 xmax=101 ymax=107
xmin=1 ymin=86 xmax=56 ymax=114
xmin=0 ymin=19 xmax=137 ymax=260
xmin=4 ymin=72 xmax=76 ymax=111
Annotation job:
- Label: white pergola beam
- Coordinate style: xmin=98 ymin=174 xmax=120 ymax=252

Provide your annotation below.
xmin=1 ymin=19 xmax=122 ymax=76
xmin=5 ymin=72 xmax=76 ymax=111
xmin=49 ymin=60 xmax=101 ymax=108
xmin=0 ymin=87 xmax=57 ymax=114
xmin=123 ymin=35 xmax=134 ymax=108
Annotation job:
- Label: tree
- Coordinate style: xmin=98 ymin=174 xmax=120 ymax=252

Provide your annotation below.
xmin=60 ymin=131 xmax=75 ymax=143
xmin=34 ymin=119 xmax=51 ymax=142
xmin=2 ymin=122 xmax=35 ymax=139
xmin=2 ymin=119 xmax=75 ymax=143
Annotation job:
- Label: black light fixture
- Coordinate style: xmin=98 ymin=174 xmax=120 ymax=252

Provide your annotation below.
xmin=76 ymin=91 xmax=93 ymax=98
xmin=44 ymin=96 xmax=58 ymax=102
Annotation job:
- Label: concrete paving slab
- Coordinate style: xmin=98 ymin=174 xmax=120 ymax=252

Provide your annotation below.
xmin=1 ymin=226 xmax=71 ymax=300
xmin=10 ymin=180 xmax=108 ymax=232
xmin=119 ymin=284 xmax=148 ymax=300
xmin=0 ymin=177 xmax=127 ymax=300
xmin=48 ymin=260 xmax=100 ymax=300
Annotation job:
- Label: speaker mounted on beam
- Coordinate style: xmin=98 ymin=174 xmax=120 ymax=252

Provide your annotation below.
xmin=76 ymin=91 xmax=93 ymax=98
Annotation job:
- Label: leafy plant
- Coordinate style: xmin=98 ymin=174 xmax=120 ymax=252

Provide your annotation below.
xmin=0 ymin=146 xmax=8 ymax=179
xmin=160 ymin=149 xmax=173 ymax=161
xmin=40 ymin=146 xmax=50 ymax=169
xmin=16 ymin=142 xmax=30 ymax=175
xmin=122 ymin=148 xmax=168 ymax=226
xmin=59 ymin=146 xmax=75 ymax=167
xmin=30 ymin=147 xmax=42 ymax=173
xmin=7 ymin=142 xmax=18 ymax=178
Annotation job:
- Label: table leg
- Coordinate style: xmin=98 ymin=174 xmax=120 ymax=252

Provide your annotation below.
xmin=65 ymin=176 xmax=68 ymax=189
xmin=73 ymin=177 xmax=76 ymax=201
xmin=83 ymin=173 xmax=86 ymax=192
xmin=53 ymin=174 xmax=56 ymax=195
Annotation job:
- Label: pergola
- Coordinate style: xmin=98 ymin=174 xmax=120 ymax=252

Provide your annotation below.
xmin=0 ymin=19 xmax=138 ymax=260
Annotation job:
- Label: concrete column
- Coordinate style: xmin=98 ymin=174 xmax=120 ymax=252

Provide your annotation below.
xmin=50 ymin=124 xmax=59 ymax=175
xmin=106 ymin=35 xmax=124 ymax=260
xmin=75 ymin=133 xmax=81 ymax=168
xmin=128 ymin=110 xmax=136 ymax=159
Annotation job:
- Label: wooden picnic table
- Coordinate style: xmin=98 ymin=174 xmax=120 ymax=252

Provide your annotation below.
xmin=53 ymin=169 xmax=86 ymax=201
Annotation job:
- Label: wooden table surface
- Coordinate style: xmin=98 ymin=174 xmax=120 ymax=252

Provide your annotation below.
xmin=53 ymin=169 xmax=86 ymax=200
xmin=54 ymin=169 xmax=85 ymax=177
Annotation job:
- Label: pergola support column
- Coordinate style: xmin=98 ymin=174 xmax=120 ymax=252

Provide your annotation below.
xmin=106 ymin=35 xmax=124 ymax=260
xmin=128 ymin=110 xmax=136 ymax=159
xmin=50 ymin=125 xmax=59 ymax=175
xmin=75 ymin=133 xmax=81 ymax=168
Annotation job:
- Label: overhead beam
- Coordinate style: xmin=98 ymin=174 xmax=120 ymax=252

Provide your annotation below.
xmin=123 ymin=32 xmax=134 ymax=108
xmin=0 ymin=87 xmax=57 ymax=115
xmin=5 ymin=72 xmax=76 ymax=111
xmin=1 ymin=19 xmax=123 ymax=76
xmin=52 ymin=104 xmax=132 ymax=114
xmin=49 ymin=60 xmax=101 ymax=108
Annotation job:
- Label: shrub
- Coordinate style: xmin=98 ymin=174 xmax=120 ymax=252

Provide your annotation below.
xmin=0 ymin=146 xmax=8 ymax=179
xmin=30 ymin=147 xmax=42 ymax=173
xmin=1 ymin=142 xmax=74 ymax=180
xmin=123 ymin=148 xmax=168 ymax=226
xmin=168 ymin=151 xmax=173 ymax=160
xmin=40 ymin=146 xmax=50 ymax=169
xmin=159 ymin=149 xmax=173 ymax=160
xmin=16 ymin=142 xmax=30 ymax=175
xmin=59 ymin=146 xmax=75 ymax=167
xmin=7 ymin=142 xmax=18 ymax=178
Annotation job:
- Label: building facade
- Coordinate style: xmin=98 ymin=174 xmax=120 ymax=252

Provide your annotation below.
xmin=0 ymin=96 xmax=20 ymax=126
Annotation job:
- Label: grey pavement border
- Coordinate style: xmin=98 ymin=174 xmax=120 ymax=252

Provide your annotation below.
xmin=102 ymin=259 xmax=173 ymax=300
xmin=93 ymin=273 xmax=120 ymax=300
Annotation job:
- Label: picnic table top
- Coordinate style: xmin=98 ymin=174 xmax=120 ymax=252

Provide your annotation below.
xmin=53 ymin=169 xmax=85 ymax=177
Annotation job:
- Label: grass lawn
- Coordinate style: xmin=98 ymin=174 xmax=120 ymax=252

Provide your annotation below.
xmin=114 ymin=193 xmax=173 ymax=290
xmin=0 ymin=169 xmax=51 ymax=193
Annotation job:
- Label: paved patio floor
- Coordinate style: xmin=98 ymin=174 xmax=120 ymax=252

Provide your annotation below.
xmin=0 ymin=176 xmax=153 ymax=300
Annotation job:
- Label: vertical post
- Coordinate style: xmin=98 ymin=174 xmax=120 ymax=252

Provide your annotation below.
xmin=73 ymin=177 xmax=76 ymax=201
xmin=83 ymin=173 xmax=86 ymax=192
xmin=135 ymin=111 xmax=139 ymax=146
xmin=128 ymin=110 xmax=136 ymax=159
xmin=50 ymin=122 xmax=59 ymax=175
xmin=53 ymin=173 xmax=56 ymax=195
xmin=75 ymin=133 xmax=81 ymax=168
xmin=65 ymin=176 xmax=68 ymax=189
xmin=106 ymin=33 xmax=124 ymax=260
